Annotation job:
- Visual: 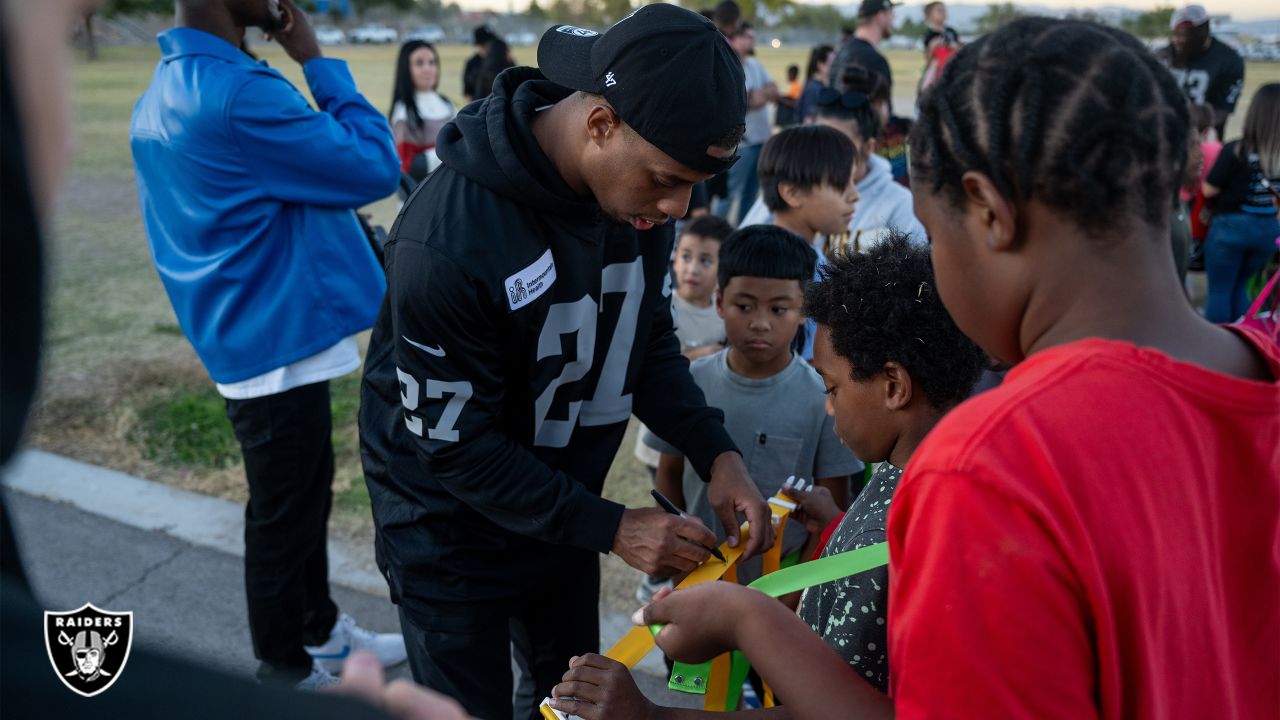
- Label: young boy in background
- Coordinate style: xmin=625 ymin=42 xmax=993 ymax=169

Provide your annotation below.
xmin=758 ymin=125 xmax=859 ymax=248
xmin=634 ymin=216 xmax=734 ymax=479
xmin=786 ymin=64 xmax=802 ymax=99
xmin=919 ymin=1 xmax=960 ymax=92
xmin=645 ymin=225 xmax=862 ymax=586
xmin=744 ymin=124 xmax=858 ymax=361
xmin=671 ymin=215 xmax=735 ymax=362
xmin=634 ymin=214 xmax=734 ymax=602
xmin=741 ymin=69 xmax=925 ymax=248
xmin=922 ymin=1 xmax=960 ymax=53
xmin=777 ymin=63 xmax=802 ymax=127
xmin=746 ymin=115 xmax=921 ymax=361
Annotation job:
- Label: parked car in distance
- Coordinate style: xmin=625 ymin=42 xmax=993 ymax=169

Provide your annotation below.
xmin=315 ymin=26 xmax=346 ymax=46
xmin=349 ymin=24 xmax=399 ymax=44
xmin=1241 ymin=42 xmax=1280 ymax=61
xmin=407 ymin=24 xmax=446 ymax=43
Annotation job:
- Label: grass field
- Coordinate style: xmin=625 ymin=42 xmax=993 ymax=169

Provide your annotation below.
xmin=29 ymin=40 xmax=1280 ymax=611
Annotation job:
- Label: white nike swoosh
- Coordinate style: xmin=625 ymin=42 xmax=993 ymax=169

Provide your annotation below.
xmin=402 ymin=336 xmax=446 ymax=357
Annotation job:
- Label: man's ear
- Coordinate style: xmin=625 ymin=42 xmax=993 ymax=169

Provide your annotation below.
xmin=882 ymin=361 xmax=913 ymax=411
xmin=778 ymin=181 xmax=806 ymax=209
xmin=585 ymin=103 xmax=620 ymax=148
xmin=715 ymin=290 xmax=726 ymax=318
xmin=862 ymin=137 xmax=878 ymax=158
xmin=959 ymin=170 xmax=1018 ymax=252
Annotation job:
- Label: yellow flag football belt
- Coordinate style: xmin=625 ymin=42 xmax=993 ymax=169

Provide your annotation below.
xmin=541 ymin=490 xmax=890 ymax=718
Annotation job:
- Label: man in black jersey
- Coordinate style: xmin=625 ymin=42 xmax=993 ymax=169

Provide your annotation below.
xmin=1157 ymin=4 xmax=1244 ymax=137
xmin=358 ymin=5 xmax=775 ymax=719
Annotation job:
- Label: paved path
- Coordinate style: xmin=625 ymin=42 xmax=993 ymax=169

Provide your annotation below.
xmin=3 ymin=450 xmax=701 ymax=711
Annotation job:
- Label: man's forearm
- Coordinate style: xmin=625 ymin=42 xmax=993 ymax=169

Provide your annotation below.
xmin=656 ymin=454 xmax=687 ymax=511
xmin=632 ymin=314 xmax=737 ymax=480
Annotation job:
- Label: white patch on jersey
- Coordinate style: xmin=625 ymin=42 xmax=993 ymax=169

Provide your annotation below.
xmin=505 ymin=248 xmax=557 ymax=312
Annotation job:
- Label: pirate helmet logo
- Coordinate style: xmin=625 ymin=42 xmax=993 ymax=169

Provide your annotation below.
xmin=44 ymin=603 xmax=133 ymax=697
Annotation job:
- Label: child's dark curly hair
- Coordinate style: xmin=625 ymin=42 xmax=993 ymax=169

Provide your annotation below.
xmin=804 ymin=232 xmax=986 ymax=410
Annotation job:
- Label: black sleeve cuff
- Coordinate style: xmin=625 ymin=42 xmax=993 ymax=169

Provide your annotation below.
xmin=560 ymin=491 xmax=627 ymax=554
xmin=680 ymin=418 xmax=740 ymax=482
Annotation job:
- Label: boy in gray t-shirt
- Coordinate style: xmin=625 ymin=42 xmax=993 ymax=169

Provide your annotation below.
xmin=644 ymin=226 xmax=861 ymax=584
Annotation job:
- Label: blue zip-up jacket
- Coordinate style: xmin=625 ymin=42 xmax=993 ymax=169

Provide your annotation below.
xmin=130 ymin=28 xmax=399 ymax=383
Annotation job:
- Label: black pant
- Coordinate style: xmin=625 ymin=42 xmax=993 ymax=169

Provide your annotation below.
xmin=225 ymin=381 xmax=339 ymax=683
xmin=398 ymin=550 xmax=600 ymax=720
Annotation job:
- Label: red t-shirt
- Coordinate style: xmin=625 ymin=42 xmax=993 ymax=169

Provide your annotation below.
xmin=887 ymin=330 xmax=1280 ymax=719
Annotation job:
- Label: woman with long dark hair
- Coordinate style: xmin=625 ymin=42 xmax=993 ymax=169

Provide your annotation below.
xmin=796 ymin=43 xmax=833 ymax=124
xmin=389 ymin=40 xmax=456 ymax=177
xmin=1202 ymin=83 xmax=1280 ymax=322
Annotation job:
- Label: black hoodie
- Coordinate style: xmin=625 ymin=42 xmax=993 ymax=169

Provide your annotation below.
xmin=359 ymin=68 xmax=738 ymax=623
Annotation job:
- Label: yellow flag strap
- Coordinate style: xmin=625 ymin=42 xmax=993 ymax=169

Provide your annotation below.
xmin=540 ymin=492 xmax=804 ymax=719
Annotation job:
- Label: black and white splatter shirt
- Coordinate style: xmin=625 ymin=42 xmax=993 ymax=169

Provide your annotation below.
xmin=797 ymin=463 xmax=901 ymax=692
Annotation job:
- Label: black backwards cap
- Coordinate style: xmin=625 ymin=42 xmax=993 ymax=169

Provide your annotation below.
xmin=857 ymin=0 xmax=900 ymax=18
xmin=537 ymin=3 xmax=746 ymax=175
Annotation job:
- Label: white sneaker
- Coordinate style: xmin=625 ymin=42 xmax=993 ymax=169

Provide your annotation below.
xmin=304 ymin=613 xmax=408 ymax=674
xmin=294 ymin=659 xmax=341 ymax=691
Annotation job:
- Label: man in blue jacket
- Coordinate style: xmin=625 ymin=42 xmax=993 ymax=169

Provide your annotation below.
xmin=131 ymin=0 xmax=406 ymax=689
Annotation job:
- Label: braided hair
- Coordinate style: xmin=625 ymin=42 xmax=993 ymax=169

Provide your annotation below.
xmin=910 ymin=18 xmax=1190 ymax=236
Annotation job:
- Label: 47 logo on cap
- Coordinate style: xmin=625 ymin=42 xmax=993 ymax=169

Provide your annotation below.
xmin=555 ymin=26 xmax=598 ymax=37
xmin=44 ymin=603 xmax=134 ymax=697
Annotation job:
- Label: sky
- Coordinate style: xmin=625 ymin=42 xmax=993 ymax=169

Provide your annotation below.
xmin=979 ymin=0 xmax=1276 ymax=21
xmin=454 ymin=0 xmax=1278 ymax=23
